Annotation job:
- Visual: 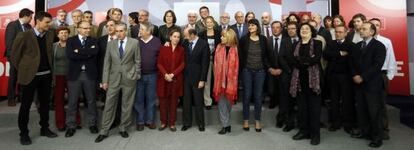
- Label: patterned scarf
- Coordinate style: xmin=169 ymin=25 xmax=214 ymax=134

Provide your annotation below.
xmin=289 ymin=40 xmax=321 ymax=97
xmin=213 ymin=44 xmax=239 ymax=102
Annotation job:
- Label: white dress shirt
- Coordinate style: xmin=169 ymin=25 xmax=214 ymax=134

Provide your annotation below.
xmin=376 ymin=35 xmax=397 ymax=80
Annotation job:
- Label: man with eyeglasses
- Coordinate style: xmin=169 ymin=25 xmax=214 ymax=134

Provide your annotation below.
xmin=65 ymin=21 xmax=99 ymax=138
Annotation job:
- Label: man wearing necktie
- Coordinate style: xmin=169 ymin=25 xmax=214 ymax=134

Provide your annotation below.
xmin=323 ymin=25 xmax=356 ymax=134
xmin=266 ymin=21 xmax=292 ymax=132
xmin=65 ymin=21 xmax=99 ymax=138
xmin=96 ymin=22 xmax=141 ymax=143
xmin=231 ymin=11 xmax=248 ymax=40
xmin=261 ymin=12 xmax=272 ymax=38
xmin=181 ymin=28 xmax=210 ymax=132
xmin=4 ymin=8 xmax=34 ymax=107
xmin=350 ymin=22 xmax=386 ymax=148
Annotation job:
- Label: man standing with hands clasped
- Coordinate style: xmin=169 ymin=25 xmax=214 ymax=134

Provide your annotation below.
xmin=95 ymin=22 xmax=141 ymax=143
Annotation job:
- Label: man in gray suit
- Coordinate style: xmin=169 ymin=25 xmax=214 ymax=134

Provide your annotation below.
xmin=95 ymin=22 xmax=141 ymax=143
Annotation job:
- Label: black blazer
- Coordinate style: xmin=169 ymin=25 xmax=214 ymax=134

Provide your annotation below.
xmin=4 ymin=19 xmax=31 ymax=58
xmin=66 ymin=35 xmax=99 ymax=81
xmin=230 ymin=23 xmax=248 ymax=40
xmin=239 ymin=34 xmax=270 ymax=70
xmin=323 ymin=39 xmax=355 ymax=75
xmin=266 ymin=35 xmax=291 ymax=73
xmin=198 ymin=29 xmax=222 ymax=59
xmin=97 ymin=35 xmax=110 ymax=82
xmin=183 ymin=38 xmax=210 ymax=85
xmin=351 ymin=38 xmax=386 ymax=93
xmin=317 ymin=26 xmax=332 ymax=42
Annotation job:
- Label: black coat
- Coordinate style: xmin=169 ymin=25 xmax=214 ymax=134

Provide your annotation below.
xmin=317 ymin=26 xmax=332 ymax=43
xmin=238 ymin=34 xmax=270 ymax=70
xmin=351 ymin=38 xmax=386 ymax=93
xmin=323 ymin=39 xmax=356 ymax=75
xmin=266 ymin=35 xmax=291 ymax=73
xmin=230 ymin=23 xmax=248 ymax=40
xmin=4 ymin=19 xmax=32 ymax=58
xmin=97 ymin=35 xmax=110 ymax=82
xmin=183 ymin=38 xmax=210 ymax=85
xmin=66 ymin=36 xmax=99 ymax=81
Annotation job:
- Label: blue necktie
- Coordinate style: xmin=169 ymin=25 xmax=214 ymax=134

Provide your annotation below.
xmin=238 ymin=25 xmax=242 ymax=38
xmin=189 ymin=42 xmax=194 ymax=54
xmin=119 ymin=40 xmax=124 ymax=58
xmin=81 ymin=37 xmax=86 ymax=46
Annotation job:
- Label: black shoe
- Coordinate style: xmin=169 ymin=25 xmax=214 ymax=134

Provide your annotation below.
xmin=169 ymin=126 xmax=177 ymax=132
xmin=76 ymin=125 xmax=82 ymax=129
xmin=382 ymin=133 xmax=390 ymax=140
xmin=89 ymin=126 xmax=99 ymax=134
xmin=310 ymin=136 xmax=320 ymax=145
xmin=292 ymin=132 xmax=310 ymax=140
xmin=351 ymin=133 xmax=369 ymax=139
xmin=243 ymin=126 xmax=250 ymax=131
xmin=268 ymin=104 xmax=276 ymax=109
xmin=369 ymin=140 xmax=383 ymax=148
xmin=159 ymin=125 xmax=167 ymax=131
xmin=255 ymin=128 xmax=262 ymax=132
xmin=276 ymin=121 xmax=284 ymax=128
xmin=206 ymin=106 xmax=212 ymax=110
xmin=344 ymin=128 xmax=353 ymax=135
xmin=328 ymin=125 xmax=340 ymax=132
xmin=95 ymin=135 xmax=108 ymax=143
xmin=57 ymin=127 xmax=66 ymax=132
xmin=181 ymin=126 xmax=191 ymax=131
xmin=40 ymin=128 xmax=58 ymax=138
xmin=136 ymin=124 xmax=145 ymax=131
xmin=199 ymin=126 xmax=205 ymax=132
xmin=119 ymin=131 xmax=129 ymax=138
xmin=218 ymin=126 xmax=231 ymax=135
xmin=20 ymin=135 xmax=32 ymax=145
xmin=283 ymin=125 xmax=294 ymax=132
xmin=218 ymin=127 xmax=227 ymax=135
xmin=65 ymin=129 xmax=76 ymax=137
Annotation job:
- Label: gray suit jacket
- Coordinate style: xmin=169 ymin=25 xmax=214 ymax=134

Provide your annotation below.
xmin=102 ymin=37 xmax=141 ymax=87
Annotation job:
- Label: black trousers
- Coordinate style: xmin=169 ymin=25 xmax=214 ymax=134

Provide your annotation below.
xmin=297 ymin=88 xmax=321 ymax=136
xmin=355 ymin=85 xmax=384 ymax=141
xmin=182 ymin=79 xmax=205 ymax=127
xmin=7 ymin=59 xmax=18 ymax=100
xmin=273 ymin=73 xmax=295 ymax=126
xmin=18 ymin=74 xmax=52 ymax=136
xmin=327 ymin=73 xmax=355 ymax=129
xmin=381 ymin=72 xmax=389 ymax=135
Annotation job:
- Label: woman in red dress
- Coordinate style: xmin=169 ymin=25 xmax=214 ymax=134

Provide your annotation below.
xmin=156 ymin=29 xmax=185 ymax=132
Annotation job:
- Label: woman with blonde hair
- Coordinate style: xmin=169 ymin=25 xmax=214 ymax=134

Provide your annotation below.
xmin=213 ymin=29 xmax=239 ymax=135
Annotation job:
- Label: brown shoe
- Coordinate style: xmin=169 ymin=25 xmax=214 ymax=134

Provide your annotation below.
xmin=8 ymin=99 xmax=16 ymax=107
xmin=136 ymin=124 xmax=145 ymax=131
xmin=146 ymin=124 xmax=156 ymax=129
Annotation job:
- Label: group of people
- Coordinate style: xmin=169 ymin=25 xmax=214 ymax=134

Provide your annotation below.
xmin=4 ymin=6 xmax=396 ymax=148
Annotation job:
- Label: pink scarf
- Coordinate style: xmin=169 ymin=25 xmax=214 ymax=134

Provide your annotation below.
xmin=213 ymin=44 xmax=239 ymax=102
xmin=289 ymin=40 xmax=321 ymax=97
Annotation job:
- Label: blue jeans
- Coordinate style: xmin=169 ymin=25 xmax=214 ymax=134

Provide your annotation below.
xmin=134 ymin=73 xmax=157 ymax=124
xmin=242 ymin=68 xmax=266 ymax=121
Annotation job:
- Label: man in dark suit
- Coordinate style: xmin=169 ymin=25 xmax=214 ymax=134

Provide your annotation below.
xmin=266 ymin=21 xmax=293 ymax=131
xmin=181 ymin=28 xmax=210 ymax=132
xmin=231 ymin=11 xmax=248 ymax=40
xmin=4 ymin=8 xmax=33 ymax=106
xmin=277 ymin=21 xmax=299 ymax=132
xmin=266 ymin=21 xmax=286 ymax=109
xmin=65 ymin=21 xmax=99 ymax=137
xmin=323 ymin=25 xmax=356 ymax=133
xmin=350 ymin=22 xmax=386 ymax=148
xmin=11 ymin=11 xmax=57 ymax=145
xmin=312 ymin=13 xmax=332 ymax=42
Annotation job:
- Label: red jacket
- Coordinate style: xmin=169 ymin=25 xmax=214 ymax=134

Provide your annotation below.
xmin=156 ymin=45 xmax=185 ymax=97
